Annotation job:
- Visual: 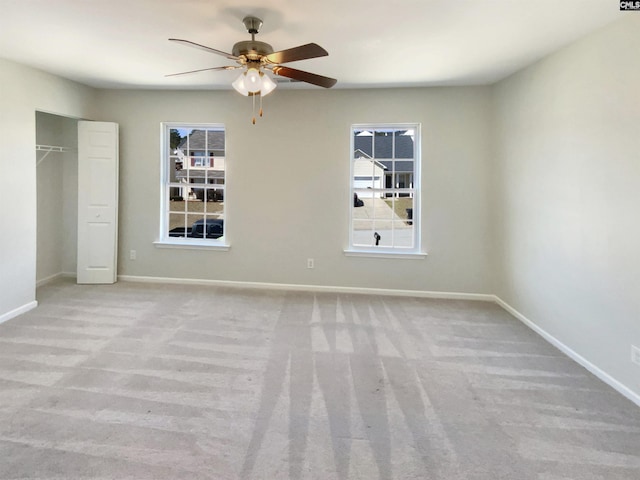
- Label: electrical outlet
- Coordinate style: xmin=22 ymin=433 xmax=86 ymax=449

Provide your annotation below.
xmin=632 ymin=345 xmax=640 ymax=366
xmin=129 ymin=250 xmax=137 ymax=260
xmin=307 ymin=258 xmax=314 ymax=269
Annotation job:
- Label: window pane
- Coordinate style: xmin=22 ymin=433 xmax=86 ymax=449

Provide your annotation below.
xmin=354 ymin=129 xmax=373 ymax=158
xmin=205 ymin=130 xmax=225 ymax=157
xmin=393 ymin=221 xmax=414 ymax=248
xmin=204 ymin=188 xmax=225 ymax=208
xmin=394 ymin=129 xmax=415 ymax=158
xmin=371 ymin=196 xmax=393 ymax=220
xmin=186 ymin=196 xmax=204 ymax=214
xmin=169 ymin=128 xmax=181 ymax=147
xmin=374 ymin=229 xmax=393 ymax=248
xmin=187 ymin=214 xmax=202 ymax=236
xmin=374 ymin=130 xmax=393 ymax=158
xmin=168 ymin=213 xmax=187 ymax=238
xmin=169 ymin=193 xmax=185 ymax=212
xmin=352 ymin=219 xmax=374 ymax=246
xmin=388 ymin=197 xmax=413 ymax=223
xmin=206 ymin=168 xmax=225 ymax=184
xmin=169 ymin=157 xmax=183 ymax=183
xmin=188 ymin=169 xmax=205 ymax=185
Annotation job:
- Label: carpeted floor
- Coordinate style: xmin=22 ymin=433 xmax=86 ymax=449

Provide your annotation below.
xmin=0 ymin=278 xmax=639 ymax=479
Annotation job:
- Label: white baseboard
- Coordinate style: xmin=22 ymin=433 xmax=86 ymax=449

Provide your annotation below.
xmin=36 ymin=272 xmax=63 ymax=287
xmin=59 ymin=273 xmax=640 ymax=407
xmin=0 ymin=301 xmax=38 ymax=325
xmin=493 ymin=295 xmax=640 ymax=408
xmin=118 ymin=274 xmax=495 ymax=302
xmin=36 ymin=272 xmax=76 ymax=287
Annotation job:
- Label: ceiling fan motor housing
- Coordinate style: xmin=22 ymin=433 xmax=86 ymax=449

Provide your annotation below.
xmin=232 ymin=41 xmax=274 ymax=62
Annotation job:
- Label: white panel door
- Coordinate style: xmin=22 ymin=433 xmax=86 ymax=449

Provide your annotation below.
xmin=77 ymin=121 xmax=119 ymax=284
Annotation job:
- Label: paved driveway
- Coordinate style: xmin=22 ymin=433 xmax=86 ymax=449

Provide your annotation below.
xmin=352 ymin=197 xmax=411 ymax=229
xmin=352 ymin=197 xmax=413 ymax=247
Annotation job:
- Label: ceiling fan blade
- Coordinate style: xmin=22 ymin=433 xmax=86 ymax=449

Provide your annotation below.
xmin=271 ymin=66 xmax=337 ymax=88
xmin=169 ymin=38 xmax=239 ymax=61
xmin=264 ymin=43 xmax=328 ymax=64
xmin=165 ymin=66 xmax=240 ymax=77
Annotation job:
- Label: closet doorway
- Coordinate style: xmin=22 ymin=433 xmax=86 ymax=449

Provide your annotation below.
xmin=35 ymin=111 xmax=79 ymax=287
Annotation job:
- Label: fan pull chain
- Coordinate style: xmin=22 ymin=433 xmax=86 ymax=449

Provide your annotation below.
xmin=259 ymin=94 xmax=263 ymax=117
xmin=252 ymin=93 xmax=256 ymax=124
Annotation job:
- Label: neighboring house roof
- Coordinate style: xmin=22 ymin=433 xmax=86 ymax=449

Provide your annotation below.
xmin=177 ymin=129 xmax=225 ymax=155
xmin=354 ymin=156 xmax=387 ymax=170
xmin=354 ymin=148 xmax=372 ymax=159
xmin=354 ymin=131 xmax=414 ymax=159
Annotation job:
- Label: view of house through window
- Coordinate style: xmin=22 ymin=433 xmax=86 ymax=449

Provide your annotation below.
xmin=350 ymin=124 xmax=419 ymax=251
xmin=161 ymin=124 xmax=226 ymax=242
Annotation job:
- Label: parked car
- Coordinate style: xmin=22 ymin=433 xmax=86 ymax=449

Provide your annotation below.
xmin=169 ymin=218 xmax=224 ymax=239
xmin=192 ymin=188 xmax=224 ymax=202
xmin=192 ymin=218 xmax=223 ymax=238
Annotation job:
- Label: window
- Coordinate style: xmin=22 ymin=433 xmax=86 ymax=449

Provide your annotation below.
xmin=348 ymin=124 xmax=422 ymax=256
xmin=158 ymin=123 xmax=227 ymax=247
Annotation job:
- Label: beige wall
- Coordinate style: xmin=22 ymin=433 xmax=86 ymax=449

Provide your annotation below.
xmin=491 ymin=17 xmax=640 ymax=397
xmin=94 ymin=87 xmax=494 ymax=293
xmin=0 ymin=58 xmax=95 ymax=321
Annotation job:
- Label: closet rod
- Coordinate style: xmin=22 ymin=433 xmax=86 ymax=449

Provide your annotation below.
xmin=36 ymin=144 xmax=74 ymax=166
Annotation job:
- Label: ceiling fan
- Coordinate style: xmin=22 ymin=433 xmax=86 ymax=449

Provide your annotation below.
xmin=167 ymin=16 xmax=337 ymax=98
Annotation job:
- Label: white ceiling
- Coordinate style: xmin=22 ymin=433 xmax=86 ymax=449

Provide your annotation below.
xmin=0 ymin=0 xmax=625 ymax=90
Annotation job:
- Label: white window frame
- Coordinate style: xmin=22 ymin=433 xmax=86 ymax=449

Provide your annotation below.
xmin=345 ymin=123 xmax=425 ymax=258
xmin=155 ymin=122 xmax=229 ymax=250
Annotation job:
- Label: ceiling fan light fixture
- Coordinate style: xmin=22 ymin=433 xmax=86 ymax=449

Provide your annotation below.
xmin=169 ymin=15 xmax=335 ymax=123
xmin=232 ymin=69 xmax=277 ymax=98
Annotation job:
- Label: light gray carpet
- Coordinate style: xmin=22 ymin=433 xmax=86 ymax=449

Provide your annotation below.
xmin=0 ymin=278 xmax=639 ymax=480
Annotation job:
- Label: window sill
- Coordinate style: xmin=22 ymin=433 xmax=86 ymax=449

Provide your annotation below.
xmin=154 ymin=240 xmax=230 ymax=251
xmin=343 ymin=249 xmax=427 ymax=259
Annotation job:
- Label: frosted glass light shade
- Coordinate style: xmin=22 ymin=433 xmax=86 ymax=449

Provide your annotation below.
xmin=232 ymin=73 xmax=250 ymax=96
xmin=245 ymin=68 xmax=261 ymax=93
xmin=260 ymin=73 xmax=277 ymax=96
